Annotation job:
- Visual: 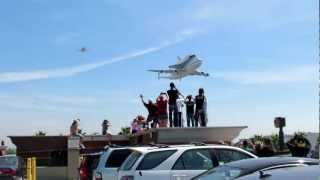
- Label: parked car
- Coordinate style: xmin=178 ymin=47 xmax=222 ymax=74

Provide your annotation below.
xmin=237 ymin=165 xmax=320 ymax=180
xmin=192 ymin=157 xmax=320 ymax=180
xmin=118 ymin=144 xmax=257 ymax=180
xmin=80 ymin=152 xmax=102 ymax=180
xmin=0 ymin=155 xmax=24 ymax=180
xmin=93 ymin=146 xmax=133 ymax=180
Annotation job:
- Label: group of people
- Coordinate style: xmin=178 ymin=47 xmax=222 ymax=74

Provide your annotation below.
xmin=241 ymin=139 xmax=275 ymax=157
xmin=240 ymin=133 xmax=312 ymax=157
xmin=69 ymin=82 xmax=208 ymax=136
xmin=70 ymin=118 xmax=111 ymax=136
xmin=139 ymin=82 xmax=208 ymax=130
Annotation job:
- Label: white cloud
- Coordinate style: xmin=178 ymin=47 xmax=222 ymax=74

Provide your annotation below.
xmin=54 ymin=32 xmax=80 ymax=44
xmin=189 ymin=0 xmax=314 ymax=30
xmin=215 ymin=65 xmax=317 ymax=84
xmin=0 ymin=31 xmax=197 ymax=83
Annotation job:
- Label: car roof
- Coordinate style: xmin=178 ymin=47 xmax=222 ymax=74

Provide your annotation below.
xmin=238 ymin=165 xmax=320 ymax=180
xmin=225 ymin=157 xmax=319 ymax=171
xmin=129 ymin=144 xmax=245 ymax=154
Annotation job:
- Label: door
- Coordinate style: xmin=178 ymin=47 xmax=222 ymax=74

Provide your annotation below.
xmin=213 ymin=148 xmax=254 ymax=165
xmin=134 ymin=170 xmax=171 ymax=180
xmin=134 ymin=150 xmax=177 ymax=180
xmin=170 ymin=149 xmax=218 ymax=180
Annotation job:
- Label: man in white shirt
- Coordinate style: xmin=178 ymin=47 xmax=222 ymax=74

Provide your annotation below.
xmin=175 ymin=96 xmax=184 ymax=127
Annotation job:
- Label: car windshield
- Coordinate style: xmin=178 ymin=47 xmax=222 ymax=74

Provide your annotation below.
xmin=120 ymin=151 xmax=142 ymax=171
xmin=195 ymin=165 xmax=245 ymax=180
xmin=0 ymin=156 xmax=17 ymax=168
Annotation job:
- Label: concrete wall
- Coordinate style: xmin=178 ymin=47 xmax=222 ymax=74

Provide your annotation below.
xmin=37 ymin=167 xmax=67 ymax=180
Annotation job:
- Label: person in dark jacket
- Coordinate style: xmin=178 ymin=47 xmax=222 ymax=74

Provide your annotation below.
xmin=287 ymin=133 xmax=311 ymax=157
xmin=194 ymin=88 xmax=207 ymax=127
xmin=140 ymin=94 xmax=159 ymax=128
xmin=167 ymin=83 xmax=183 ymax=127
xmin=185 ymin=95 xmax=195 ymax=127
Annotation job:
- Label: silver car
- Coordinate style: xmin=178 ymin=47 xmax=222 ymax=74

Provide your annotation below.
xmin=237 ymin=165 xmax=320 ymax=180
xmin=192 ymin=157 xmax=319 ymax=180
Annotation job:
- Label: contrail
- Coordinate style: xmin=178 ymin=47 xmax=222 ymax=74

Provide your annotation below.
xmin=0 ymin=31 xmax=197 ymax=83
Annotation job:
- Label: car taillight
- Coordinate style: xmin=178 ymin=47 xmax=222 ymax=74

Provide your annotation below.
xmin=121 ymin=175 xmax=134 ymax=180
xmin=79 ymin=169 xmax=87 ymax=178
xmin=0 ymin=168 xmax=16 ymax=175
xmin=95 ymin=172 xmax=102 ymax=180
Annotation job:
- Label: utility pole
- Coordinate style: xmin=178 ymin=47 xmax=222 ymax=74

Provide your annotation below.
xmin=318 ymin=0 xmax=320 ymax=159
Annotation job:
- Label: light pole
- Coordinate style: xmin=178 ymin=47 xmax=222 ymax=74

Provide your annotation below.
xmin=274 ymin=117 xmax=286 ymax=151
xmin=318 ymin=0 xmax=320 ymax=159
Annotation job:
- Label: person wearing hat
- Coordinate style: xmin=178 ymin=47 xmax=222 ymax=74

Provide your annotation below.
xmin=102 ymin=119 xmax=111 ymax=135
xmin=194 ymin=88 xmax=207 ymax=127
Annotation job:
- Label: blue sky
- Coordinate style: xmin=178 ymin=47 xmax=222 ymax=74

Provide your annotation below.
xmin=0 ymin=0 xmax=318 ymax=146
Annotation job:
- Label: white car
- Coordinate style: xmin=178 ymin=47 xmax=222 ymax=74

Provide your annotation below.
xmin=118 ymin=144 xmax=257 ymax=180
xmin=93 ymin=146 xmax=133 ymax=180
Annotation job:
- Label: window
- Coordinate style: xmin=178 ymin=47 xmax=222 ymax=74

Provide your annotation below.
xmin=120 ymin=151 xmax=142 ymax=171
xmin=105 ymin=149 xmax=132 ymax=168
xmin=136 ymin=150 xmax=177 ymax=170
xmin=214 ymin=149 xmax=252 ymax=165
xmin=173 ymin=149 xmax=214 ymax=170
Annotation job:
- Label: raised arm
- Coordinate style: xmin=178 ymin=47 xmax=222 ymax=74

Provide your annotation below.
xmin=140 ymin=94 xmax=146 ymax=105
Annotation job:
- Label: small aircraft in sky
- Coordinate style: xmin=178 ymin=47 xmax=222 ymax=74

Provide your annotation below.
xmin=79 ymin=47 xmax=87 ymax=52
xmin=148 ymin=54 xmax=210 ymax=80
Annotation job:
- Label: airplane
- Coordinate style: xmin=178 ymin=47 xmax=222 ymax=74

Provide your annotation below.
xmin=148 ymin=54 xmax=210 ymax=80
xmin=79 ymin=47 xmax=87 ymax=52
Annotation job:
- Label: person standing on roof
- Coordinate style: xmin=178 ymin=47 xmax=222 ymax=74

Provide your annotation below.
xmin=175 ymin=95 xmax=184 ymax=127
xmin=102 ymin=119 xmax=111 ymax=135
xmin=167 ymin=82 xmax=183 ymax=127
xmin=70 ymin=119 xmax=80 ymax=136
xmin=156 ymin=92 xmax=168 ymax=128
xmin=140 ymin=94 xmax=159 ymax=128
xmin=194 ymin=88 xmax=207 ymax=127
xmin=185 ymin=95 xmax=195 ymax=127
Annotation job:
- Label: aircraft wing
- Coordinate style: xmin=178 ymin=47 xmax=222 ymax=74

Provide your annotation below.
xmin=148 ymin=69 xmax=177 ymax=73
xmin=190 ymin=71 xmax=210 ymax=77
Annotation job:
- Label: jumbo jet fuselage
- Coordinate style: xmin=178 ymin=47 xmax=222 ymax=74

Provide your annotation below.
xmin=169 ymin=55 xmax=202 ymax=72
xmin=148 ymin=54 xmax=209 ymax=80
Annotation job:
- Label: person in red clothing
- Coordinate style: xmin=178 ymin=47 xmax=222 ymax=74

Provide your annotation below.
xmin=79 ymin=158 xmax=89 ymax=180
xmin=156 ymin=92 xmax=168 ymax=127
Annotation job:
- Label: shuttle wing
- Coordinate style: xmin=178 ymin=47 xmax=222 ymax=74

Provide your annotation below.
xmin=148 ymin=69 xmax=177 ymax=73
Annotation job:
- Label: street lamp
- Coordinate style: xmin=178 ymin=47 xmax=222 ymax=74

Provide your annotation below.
xmin=274 ymin=117 xmax=286 ymax=151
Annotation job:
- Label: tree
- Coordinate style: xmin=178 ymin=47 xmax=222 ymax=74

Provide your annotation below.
xmin=270 ymin=134 xmax=280 ymax=151
xmin=35 ymin=131 xmax=46 ymax=136
xmin=7 ymin=148 xmax=16 ymax=155
xmin=118 ymin=127 xmax=131 ymax=136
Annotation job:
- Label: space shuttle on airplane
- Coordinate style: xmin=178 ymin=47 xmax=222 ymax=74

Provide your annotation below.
xmin=148 ymin=54 xmax=209 ymax=80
